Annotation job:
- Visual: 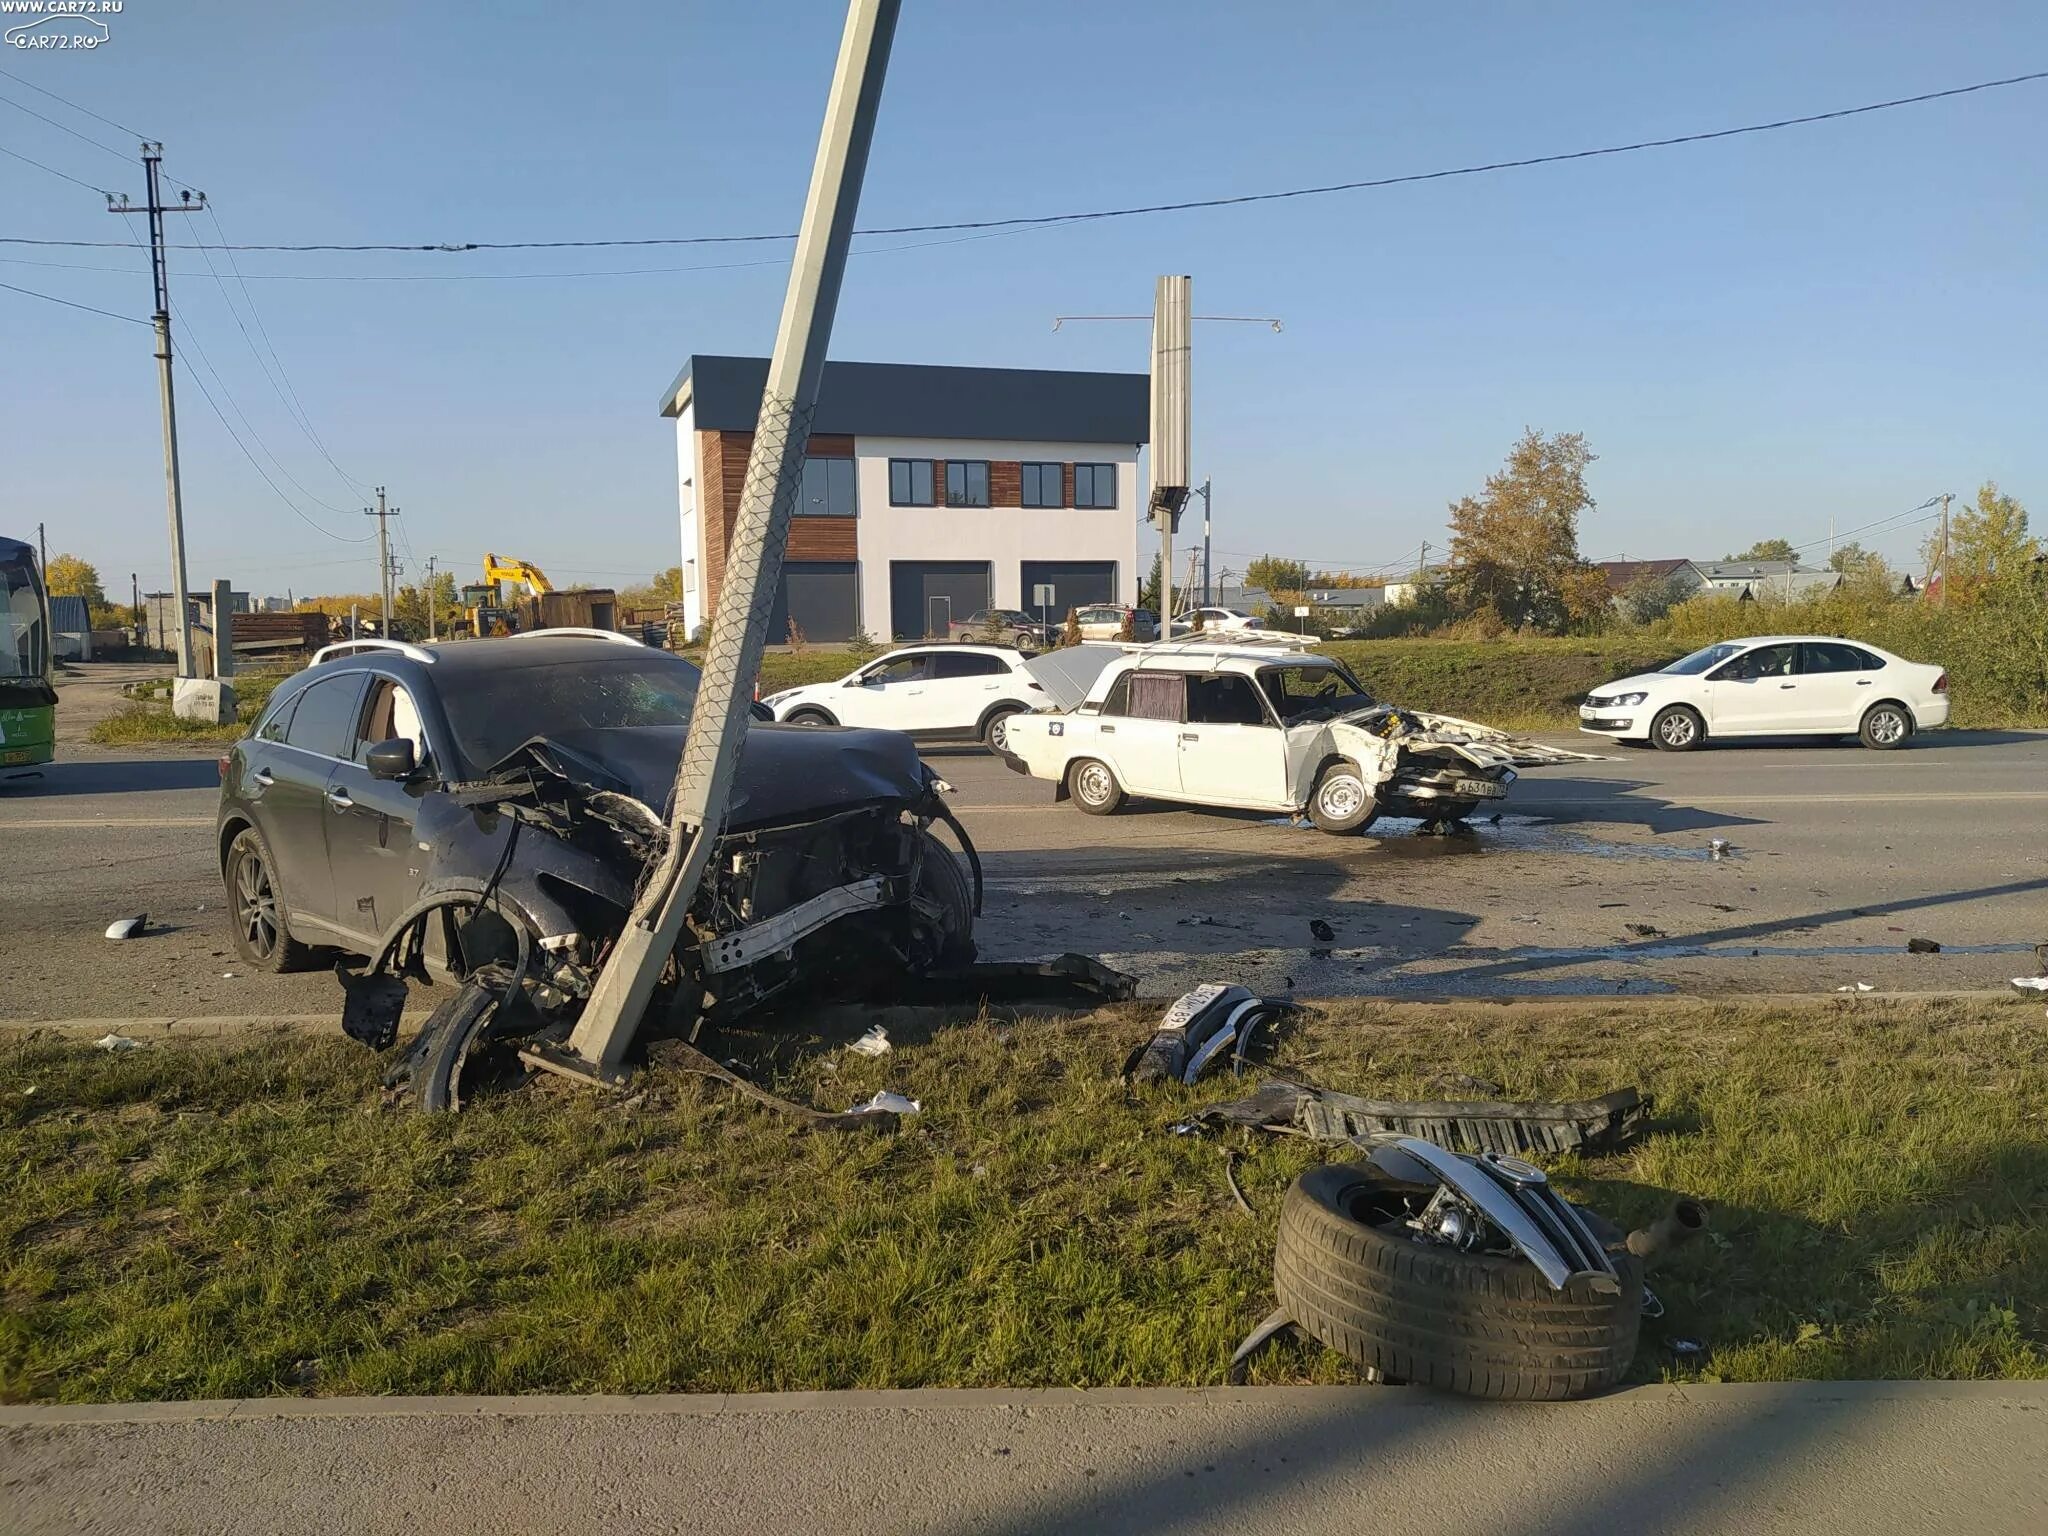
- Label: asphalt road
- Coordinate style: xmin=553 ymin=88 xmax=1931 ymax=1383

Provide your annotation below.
xmin=5 ymin=662 xmax=2044 ymax=1020
xmin=6 ymin=1383 xmax=2045 ymax=1536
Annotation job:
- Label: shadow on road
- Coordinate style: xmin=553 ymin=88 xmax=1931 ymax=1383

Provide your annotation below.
xmin=1 ymin=758 xmax=220 ymax=798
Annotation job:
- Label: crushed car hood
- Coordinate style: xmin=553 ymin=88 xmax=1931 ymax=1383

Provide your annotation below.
xmin=500 ymin=723 xmax=936 ymax=830
xmin=1330 ymin=705 xmax=1602 ymax=767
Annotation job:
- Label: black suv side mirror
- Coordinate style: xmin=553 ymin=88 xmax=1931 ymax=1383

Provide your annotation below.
xmin=365 ymin=738 xmax=417 ymax=780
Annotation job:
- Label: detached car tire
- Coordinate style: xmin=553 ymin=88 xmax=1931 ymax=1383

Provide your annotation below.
xmin=1273 ymin=1163 xmax=1643 ymax=1402
xmin=1859 ymin=702 xmax=1913 ymax=750
xmin=1308 ymin=760 xmax=1378 ymax=835
xmin=1649 ymin=704 xmax=1705 ymax=753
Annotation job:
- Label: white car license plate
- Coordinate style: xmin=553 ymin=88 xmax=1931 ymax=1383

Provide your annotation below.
xmin=1454 ymin=778 xmax=1507 ymax=798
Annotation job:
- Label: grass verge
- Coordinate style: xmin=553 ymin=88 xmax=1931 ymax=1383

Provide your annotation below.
xmin=5 ymin=996 xmax=2044 ymax=1403
xmin=86 ymin=671 xmax=287 ymax=747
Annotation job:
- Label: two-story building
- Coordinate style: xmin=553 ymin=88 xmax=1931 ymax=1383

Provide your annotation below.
xmin=659 ymin=355 xmax=1148 ymax=642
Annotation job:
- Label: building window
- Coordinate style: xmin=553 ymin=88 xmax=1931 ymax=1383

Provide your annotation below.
xmin=1073 ymin=463 xmax=1117 ymax=509
xmin=799 ymin=455 xmax=858 ymax=517
xmin=946 ymin=460 xmax=990 ymax=508
xmin=889 ymin=459 xmax=936 ymax=506
xmin=682 ymin=561 xmax=697 ymax=593
xmin=1021 ymin=462 xmax=1064 ymax=508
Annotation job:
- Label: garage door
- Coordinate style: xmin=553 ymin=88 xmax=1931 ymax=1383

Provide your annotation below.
xmin=1020 ymin=560 xmax=1117 ymax=621
xmin=889 ymin=561 xmax=990 ymax=640
xmin=770 ymin=562 xmax=858 ymax=644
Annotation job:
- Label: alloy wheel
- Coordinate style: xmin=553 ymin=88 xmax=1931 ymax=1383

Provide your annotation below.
xmin=236 ymin=846 xmax=280 ymax=959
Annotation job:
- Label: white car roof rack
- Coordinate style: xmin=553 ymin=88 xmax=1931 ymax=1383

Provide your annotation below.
xmin=503 ymin=627 xmax=644 ymax=647
xmin=311 ymin=638 xmax=438 ymax=667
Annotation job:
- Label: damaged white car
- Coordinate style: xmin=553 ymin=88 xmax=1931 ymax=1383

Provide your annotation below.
xmin=998 ymin=643 xmax=1589 ymax=835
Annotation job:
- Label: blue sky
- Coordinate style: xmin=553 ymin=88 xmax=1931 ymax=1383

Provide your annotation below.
xmin=4 ymin=1 xmax=2043 ymax=599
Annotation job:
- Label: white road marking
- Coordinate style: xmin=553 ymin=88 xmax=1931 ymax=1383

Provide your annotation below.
xmin=951 ymin=792 xmax=2048 ymax=812
xmin=0 ymin=816 xmax=215 ymax=828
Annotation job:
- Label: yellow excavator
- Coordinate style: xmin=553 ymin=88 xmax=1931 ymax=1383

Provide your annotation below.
xmin=470 ymin=553 xmax=555 ymax=636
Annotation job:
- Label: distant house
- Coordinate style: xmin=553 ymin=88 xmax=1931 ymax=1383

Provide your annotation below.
xmin=1591 ymin=559 xmax=1705 ymax=599
xmin=1382 ymin=566 xmax=1451 ymax=607
xmin=1692 ymin=560 xmax=1841 ymax=601
xmin=49 ymin=594 xmax=92 ymax=660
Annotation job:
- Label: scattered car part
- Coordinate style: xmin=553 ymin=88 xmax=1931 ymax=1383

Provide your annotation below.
xmin=1907 ymin=936 xmax=1942 ymax=954
xmin=93 ymin=1033 xmax=140 ymax=1052
xmin=1125 ymin=984 xmax=1301 ymax=1085
xmin=885 ymin=954 xmax=1137 ymax=1005
xmin=644 ymin=1038 xmax=903 ymax=1134
xmin=1623 ymin=922 xmax=1667 ymax=939
xmin=1189 ymin=1075 xmax=1648 ymax=1157
xmin=848 ymin=1025 xmax=892 ymax=1057
xmin=1268 ymin=1150 xmax=1646 ymax=1400
xmin=103 ymin=914 xmax=148 ymax=940
xmin=848 ymin=1089 xmax=920 ymax=1117
xmin=1625 ymin=1196 xmax=1711 ymax=1264
xmin=1222 ymin=1147 xmax=1253 ymax=1215
xmin=2011 ymin=976 xmax=2048 ymax=994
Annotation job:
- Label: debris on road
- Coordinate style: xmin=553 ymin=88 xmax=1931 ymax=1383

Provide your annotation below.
xmin=103 ymin=915 xmax=148 ymax=941
xmin=647 ymin=1039 xmax=903 ymax=1134
xmin=92 ymin=1034 xmax=140 ymax=1052
xmin=849 ymin=1089 xmax=920 ymax=1117
xmin=1709 ymin=839 xmax=1731 ymax=858
xmin=1309 ymin=919 xmax=1335 ymax=943
xmin=847 ymin=1025 xmax=893 ymax=1058
xmin=1125 ymin=984 xmax=1301 ymax=1085
xmin=1190 ymin=1076 xmax=1647 ymax=1157
xmin=1623 ymin=923 xmax=1667 ymax=939
xmin=2011 ymin=976 xmax=2048 ymax=994
xmin=1222 ymin=1147 xmax=1253 ymax=1215
xmin=1244 ymin=1138 xmax=1710 ymax=1399
xmin=1907 ymin=937 xmax=1943 ymax=954
xmin=1835 ymin=982 xmax=1877 ymax=993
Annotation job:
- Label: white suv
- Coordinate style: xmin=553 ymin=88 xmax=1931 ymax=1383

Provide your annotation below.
xmin=762 ymin=644 xmax=1047 ymax=750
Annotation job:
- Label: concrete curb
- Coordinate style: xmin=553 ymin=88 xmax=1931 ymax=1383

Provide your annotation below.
xmin=0 ymin=1014 xmax=332 ymax=1037
xmin=6 ymin=1380 xmax=2046 ymax=1428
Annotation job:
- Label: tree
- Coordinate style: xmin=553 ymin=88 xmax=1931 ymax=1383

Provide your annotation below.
xmin=44 ymin=554 xmax=105 ymax=607
xmin=1244 ymin=555 xmax=1310 ymax=595
xmin=1137 ymin=553 xmax=1163 ymax=615
xmin=620 ymin=567 xmax=684 ymax=608
xmin=394 ymin=571 xmax=458 ymax=638
xmin=1727 ymin=538 xmax=1798 ymax=562
xmin=1444 ymin=429 xmax=1604 ymax=632
xmin=1618 ymin=570 xmax=1692 ymax=626
xmin=1059 ymin=607 xmax=1082 ymax=648
xmin=1925 ymin=481 xmax=2035 ymax=601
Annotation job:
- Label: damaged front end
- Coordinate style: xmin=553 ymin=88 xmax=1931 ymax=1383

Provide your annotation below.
xmin=338 ymin=722 xmax=984 ymax=1108
xmin=1324 ymin=705 xmax=1598 ymax=828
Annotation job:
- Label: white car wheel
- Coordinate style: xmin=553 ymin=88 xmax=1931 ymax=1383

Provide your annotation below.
xmin=1650 ymin=705 xmax=1704 ymax=752
xmin=1070 ymin=758 xmax=1124 ymax=816
xmin=1308 ymin=761 xmax=1379 ymax=835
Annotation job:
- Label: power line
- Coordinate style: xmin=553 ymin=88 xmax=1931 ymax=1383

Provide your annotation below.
xmin=175 ymin=353 xmax=376 ymax=544
xmin=0 ymin=69 xmax=201 ymax=194
xmin=0 ymin=88 xmax=136 ymax=167
xmin=0 ymin=141 xmax=115 ymax=196
xmin=3 ymin=69 xmax=2041 ymax=257
xmin=0 ymin=64 xmax=151 ymax=142
xmin=0 ymin=276 xmax=145 ymax=324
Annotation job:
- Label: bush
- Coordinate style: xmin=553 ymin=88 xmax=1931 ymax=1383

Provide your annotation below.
xmin=844 ymin=627 xmax=880 ymax=662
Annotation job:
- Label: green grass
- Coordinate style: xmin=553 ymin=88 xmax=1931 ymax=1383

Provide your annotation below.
xmin=4 ymin=996 xmax=2044 ymax=1402
xmin=86 ymin=671 xmax=288 ymax=747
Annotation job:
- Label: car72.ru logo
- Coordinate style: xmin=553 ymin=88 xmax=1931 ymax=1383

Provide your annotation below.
xmin=2 ymin=2 xmax=117 ymax=51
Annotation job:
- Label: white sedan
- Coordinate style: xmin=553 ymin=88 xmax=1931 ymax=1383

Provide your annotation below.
xmin=761 ymin=643 xmax=1047 ymax=750
xmin=1186 ymin=606 xmax=1268 ymax=635
xmin=1580 ymin=636 xmax=1949 ymax=751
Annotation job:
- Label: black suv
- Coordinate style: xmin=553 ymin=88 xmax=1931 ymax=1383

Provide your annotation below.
xmin=217 ymin=634 xmax=978 ymax=1076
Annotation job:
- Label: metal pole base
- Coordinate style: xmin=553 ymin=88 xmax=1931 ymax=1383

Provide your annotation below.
xmin=518 ymin=1040 xmax=638 ymax=1091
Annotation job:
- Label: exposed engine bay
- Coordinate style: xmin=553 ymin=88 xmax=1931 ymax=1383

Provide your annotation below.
xmin=336 ymin=722 xmax=982 ymax=1109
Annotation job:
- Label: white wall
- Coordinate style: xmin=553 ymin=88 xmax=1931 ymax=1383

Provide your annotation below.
xmin=673 ymin=402 xmax=701 ymax=634
xmin=851 ymin=435 xmax=1139 ymax=633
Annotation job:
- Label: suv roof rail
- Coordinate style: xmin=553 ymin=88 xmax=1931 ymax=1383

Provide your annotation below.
xmin=311 ymin=638 xmax=438 ymax=667
xmin=504 ymin=627 xmax=644 ymax=647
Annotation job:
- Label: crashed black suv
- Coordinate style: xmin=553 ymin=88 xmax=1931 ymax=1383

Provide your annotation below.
xmin=217 ymin=633 xmax=979 ymax=1098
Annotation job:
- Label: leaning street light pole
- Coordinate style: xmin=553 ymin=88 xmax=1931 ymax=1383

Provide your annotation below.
xmin=555 ymin=0 xmax=901 ymax=1077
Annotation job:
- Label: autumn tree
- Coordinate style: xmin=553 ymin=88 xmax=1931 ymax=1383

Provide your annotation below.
xmin=1925 ymin=481 xmax=2036 ymax=601
xmin=1244 ymin=555 xmax=1310 ymax=595
xmin=44 ymin=554 xmax=104 ymax=605
xmin=394 ymin=570 xmax=459 ymax=638
xmin=1444 ymin=429 xmax=1606 ymax=632
xmin=1728 ymin=538 xmax=1797 ymax=562
xmin=619 ymin=567 xmax=684 ymax=608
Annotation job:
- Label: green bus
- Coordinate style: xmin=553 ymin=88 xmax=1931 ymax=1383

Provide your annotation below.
xmin=1 ymin=534 xmax=55 ymax=775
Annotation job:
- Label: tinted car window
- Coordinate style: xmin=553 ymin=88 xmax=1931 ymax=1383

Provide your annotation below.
xmin=256 ymin=684 xmax=304 ymax=743
xmin=864 ymin=654 xmax=930 ymax=685
xmin=932 ymin=651 xmax=1004 ymax=680
xmin=1663 ymin=642 xmax=1745 ymax=676
xmin=1802 ymin=642 xmax=1869 ymax=674
xmin=283 ymin=673 xmax=367 ymax=759
xmin=1714 ymin=644 xmax=1800 ymax=680
xmin=439 ymin=654 xmax=701 ymax=770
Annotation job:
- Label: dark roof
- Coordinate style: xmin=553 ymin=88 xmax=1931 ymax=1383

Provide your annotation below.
xmin=418 ymin=634 xmax=695 ymax=676
xmin=1592 ymin=558 xmax=1693 ymax=590
xmin=49 ymin=594 xmax=91 ymax=634
xmin=660 ymin=354 xmax=1148 ymax=445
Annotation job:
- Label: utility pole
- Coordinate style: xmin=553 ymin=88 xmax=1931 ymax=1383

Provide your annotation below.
xmin=1189 ymin=479 xmax=1213 ymax=605
xmin=423 ymin=555 xmax=438 ymax=641
xmin=1936 ymin=491 xmax=1952 ymax=607
xmin=130 ymin=572 xmax=139 ymax=628
xmin=365 ymin=488 xmax=398 ymax=632
xmin=108 ymin=145 xmax=205 ymax=679
xmin=36 ymin=522 xmax=45 ymax=575
xmin=1151 ymin=275 xmax=1192 ymax=639
xmin=553 ymin=0 xmax=901 ymax=1079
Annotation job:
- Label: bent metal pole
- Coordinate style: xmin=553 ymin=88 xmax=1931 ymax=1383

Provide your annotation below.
xmin=561 ymin=0 xmax=901 ymax=1072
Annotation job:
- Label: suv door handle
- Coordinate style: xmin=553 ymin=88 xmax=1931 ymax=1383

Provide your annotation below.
xmin=251 ymin=767 xmax=275 ymax=787
xmin=325 ymin=786 xmax=354 ymax=811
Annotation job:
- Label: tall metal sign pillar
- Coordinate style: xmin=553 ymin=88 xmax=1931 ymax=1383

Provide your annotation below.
xmin=556 ymin=0 xmax=902 ymax=1076
xmin=1149 ymin=276 xmax=1192 ymax=636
